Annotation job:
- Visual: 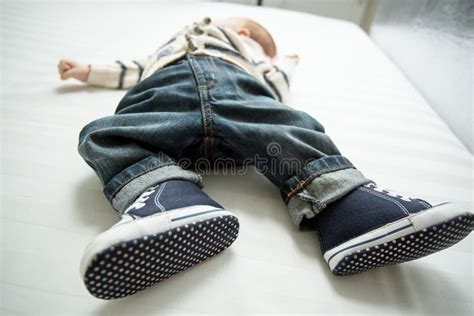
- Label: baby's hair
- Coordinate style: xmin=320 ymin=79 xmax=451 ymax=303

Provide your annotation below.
xmin=222 ymin=17 xmax=277 ymax=58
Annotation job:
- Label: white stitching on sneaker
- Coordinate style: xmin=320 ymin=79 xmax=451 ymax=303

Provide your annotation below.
xmin=124 ymin=186 xmax=157 ymax=214
xmin=417 ymin=200 xmax=431 ymax=209
xmin=360 ymin=186 xmax=410 ymax=216
xmin=365 ymin=183 xmax=413 ymax=202
xmin=153 ymin=182 xmax=167 ymax=212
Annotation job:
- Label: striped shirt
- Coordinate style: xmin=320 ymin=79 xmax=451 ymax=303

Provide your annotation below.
xmin=86 ymin=17 xmax=297 ymax=103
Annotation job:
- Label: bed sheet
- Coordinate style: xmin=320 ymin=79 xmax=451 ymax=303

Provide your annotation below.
xmin=2 ymin=2 xmax=472 ymax=315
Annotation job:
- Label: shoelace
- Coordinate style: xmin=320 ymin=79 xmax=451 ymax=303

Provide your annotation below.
xmin=365 ymin=183 xmax=413 ymax=202
xmin=124 ymin=186 xmax=156 ymax=214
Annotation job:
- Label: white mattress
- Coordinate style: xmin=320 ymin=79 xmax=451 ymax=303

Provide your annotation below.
xmin=2 ymin=2 xmax=472 ymax=315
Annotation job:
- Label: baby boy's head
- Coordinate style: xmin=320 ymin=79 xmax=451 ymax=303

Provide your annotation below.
xmin=213 ymin=17 xmax=277 ymax=58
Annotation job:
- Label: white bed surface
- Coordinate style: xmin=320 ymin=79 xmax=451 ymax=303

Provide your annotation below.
xmin=1 ymin=2 xmax=473 ymax=315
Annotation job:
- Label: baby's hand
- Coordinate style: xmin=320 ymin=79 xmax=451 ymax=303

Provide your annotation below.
xmin=57 ymin=59 xmax=90 ymax=82
xmin=285 ymin=54 xmax=300 ymax=64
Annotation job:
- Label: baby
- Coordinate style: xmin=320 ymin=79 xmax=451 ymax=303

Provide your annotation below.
xmin=58 ymin=17 xmax=473 ymax=300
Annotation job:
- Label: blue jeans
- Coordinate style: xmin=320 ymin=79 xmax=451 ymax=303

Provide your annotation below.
xmin=78 ymin=53 xmax=371 ymax=228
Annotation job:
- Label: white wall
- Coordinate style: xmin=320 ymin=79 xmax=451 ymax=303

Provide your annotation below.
xmin=264 ymin=0 xmax=368 ymax=25
xmin=213 ymin=0 xmax=370 ymax=26
xmin=11 ymin=0 xmax=370 ymax=27
xmin=370 ymin=0 xmax=473 ymax=152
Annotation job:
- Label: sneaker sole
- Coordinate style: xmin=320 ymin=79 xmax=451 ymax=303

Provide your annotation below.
xmin=82 ymin=210 xmax=239 ymax=299
xmin=323 ymin=203 xmax=473 ymax=275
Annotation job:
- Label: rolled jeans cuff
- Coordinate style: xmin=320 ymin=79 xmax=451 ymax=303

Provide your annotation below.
xmin=103 ymin=155 xmax=202 ymax=213
xmin=281 ymin=155 xmax=372 ymax=229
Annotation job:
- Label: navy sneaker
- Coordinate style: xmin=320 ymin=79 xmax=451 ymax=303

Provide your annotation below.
xmin=315 ymin=182 xmax=473 ymax=275
xmin=80 ymin=180 xmax=239 ymax=299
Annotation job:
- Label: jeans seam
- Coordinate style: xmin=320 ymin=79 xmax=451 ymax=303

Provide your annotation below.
xmin=187 ymin=54 xmax=215 ymax=160
xmin=286 ymin=165 xmax=354 ymax=200
xmin=107 ymin=161 xmax=176 ymax=202
xmin=206 ymin=88 xmax=215 ymax=160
